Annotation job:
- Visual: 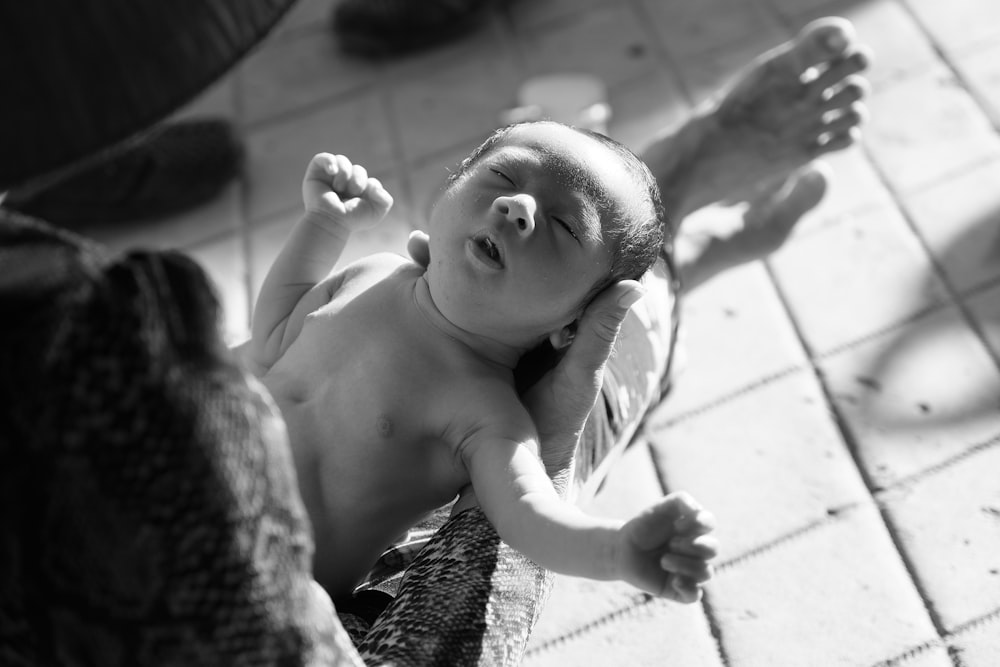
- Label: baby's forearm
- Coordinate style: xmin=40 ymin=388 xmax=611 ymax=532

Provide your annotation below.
xmin=249 ymin=212 xmax=350 ymax=362
xmin=494 ymin=493 xmax=625 ymax=582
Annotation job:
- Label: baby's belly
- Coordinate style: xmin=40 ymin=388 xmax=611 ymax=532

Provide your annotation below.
xmin=263 ymin=372 xmax=463 ymax=597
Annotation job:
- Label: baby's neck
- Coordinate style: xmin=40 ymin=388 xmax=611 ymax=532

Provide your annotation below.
xmin=413 ymin=275 xmax=527 ymax=370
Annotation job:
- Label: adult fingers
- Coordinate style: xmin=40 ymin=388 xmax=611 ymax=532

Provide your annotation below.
xmin=555 ymin=280 xmax=645 ymax=393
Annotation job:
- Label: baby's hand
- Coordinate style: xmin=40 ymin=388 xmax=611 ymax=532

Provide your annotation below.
xmin=302 ymin=153 xmax=393 ymax=232
xmin=616 ymin=491 xmax=718 ymax=602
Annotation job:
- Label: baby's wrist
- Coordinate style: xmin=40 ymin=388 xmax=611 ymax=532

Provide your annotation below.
xmin=301 ymin=209 xmax=353 ymax=240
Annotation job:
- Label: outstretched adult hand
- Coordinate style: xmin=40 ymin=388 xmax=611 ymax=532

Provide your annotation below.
xmin=406 ymin=230 xmax=643 ymax=484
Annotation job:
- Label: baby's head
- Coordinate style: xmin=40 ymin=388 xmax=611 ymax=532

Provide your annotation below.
xmin=426 ymin=121 xmax=666 ymax=350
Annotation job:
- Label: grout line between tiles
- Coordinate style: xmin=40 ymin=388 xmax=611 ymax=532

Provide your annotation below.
xmin=865 ymin=0 xmax=1000 ymax=378
xmin=646 ymin=431 xmax=732 ymax=666
xmin=763 ymin=256 xmax=958 ymax=659
xmin=648 ymin=299 xmax=952 ymax=432
xmin=522 ymin=593 xmax=653 ymax=658
xmin=869 ymin=604 xmax=1000 ymax=667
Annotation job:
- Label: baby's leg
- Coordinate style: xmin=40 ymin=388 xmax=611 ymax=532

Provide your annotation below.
xmin=676 ymin=162 xmax=829 ymax=291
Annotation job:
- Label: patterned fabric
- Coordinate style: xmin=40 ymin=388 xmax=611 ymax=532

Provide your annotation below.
xmin=0 ymin=212 xmax=345 ymax=666
xmin=360 ymin=508 xmax=552 ymax=667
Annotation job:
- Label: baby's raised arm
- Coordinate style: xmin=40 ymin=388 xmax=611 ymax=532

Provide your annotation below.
xmin=246 ymin=153 xmax=392 ymax=370
xmin=461 ymin=397 xmax=716 ymax=600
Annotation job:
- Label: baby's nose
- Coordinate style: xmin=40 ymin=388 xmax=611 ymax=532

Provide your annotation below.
xmin=493 ymin=194 xmax=536 ymax=236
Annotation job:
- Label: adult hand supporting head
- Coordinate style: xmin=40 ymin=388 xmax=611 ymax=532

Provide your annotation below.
xmin=406 ymin=230 xmax=644 ymax=492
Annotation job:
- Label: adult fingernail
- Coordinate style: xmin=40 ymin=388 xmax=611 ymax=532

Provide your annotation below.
xmin=617 ymin=286 xmax=645 ymax=308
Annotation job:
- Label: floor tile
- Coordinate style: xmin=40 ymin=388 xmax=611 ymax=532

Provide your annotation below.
xmin=863 ymin=63 xmax=1000 ymax=194
xmin=525 ymin=595 xmax=723 ymax=667
xmin=954 ymin=40 xmax=1000 ymax=126
xmin=965 ymin=282 xmax=1000 ymax=359
xmin=653 ymin=261 xmax=808 ymax=421
xmin=801 ymin=146 xmax=896 ymax=233
xmin=519 ymin=4 xmax=660 ymax=90
xmin=648 ymin=371 xmax=869 ymax=559
xmin=707 ymin=503 xmax=940 ymax=667
xmin=948 ymin=617 xmax=1000 ymax=666
xmin=605 ymin=70 xmax=691 ymax=155
xmin=904 ymin=0 xmax=1000 ymax=58
xmin=670 ymin=31 xmax=793 ymax=107
xmin=245 ymin=93 xmax=394 ymax=222
xmin=825 ymin=0 xmax=940 ymax=88
xmin=903 ymin=158 xmax=1000 ymax=294
xmin=770 ymin=202 xmax=949 ymax=354
xmin=239 ymin=25 xmax=379 ymax=125
xmin=577 ymin=438 xmax=664 ymax=516
xmin=386 ymin=53 xmax=520 ymax=163
xmin=818 ymin=305 xmax=1000 ymax=489
xmin=880 ymin=443 xmax=1000 ymax=632
xmin=640 ymin=0 xmax=787 ymax=60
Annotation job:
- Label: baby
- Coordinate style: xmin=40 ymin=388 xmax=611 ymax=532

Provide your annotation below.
xmin=239 ymin=121 xmax=716 ymax=602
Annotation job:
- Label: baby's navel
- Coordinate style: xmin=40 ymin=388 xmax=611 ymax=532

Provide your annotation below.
xmin=375 ymin=414 xmax=394 ymax=438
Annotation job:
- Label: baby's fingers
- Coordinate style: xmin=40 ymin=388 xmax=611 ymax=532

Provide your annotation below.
xmin=627 ymin=491 xmax=708 ymax=551
xmin=675 ymin=506 xmax=717 ymax=538
xmin=305 ymin=152 xmax=339 ymax=182
xmin=330 ymin=154 xmax=356 ymax=193
xmin=670 ymin=533 xmax=719 ymax=560
xmin=660 ymin=553 xmax=714 ymax=584
xmin=668 ymin=574 xmax=704 ymax=603
xmin=362 ymin=177 xmax=394 ymax=219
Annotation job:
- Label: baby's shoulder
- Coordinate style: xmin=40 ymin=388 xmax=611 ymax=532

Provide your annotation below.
xmin=326 ymin=252 xmax=420 ymax=296
xmin=340 ymin=251 xmax=414 ymax=280
xmin=440 ymin=371 xmax=530 ymax=429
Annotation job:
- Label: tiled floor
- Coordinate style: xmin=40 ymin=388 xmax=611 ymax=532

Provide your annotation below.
xmin=84 ymin=0 xmax=1000 ymax=664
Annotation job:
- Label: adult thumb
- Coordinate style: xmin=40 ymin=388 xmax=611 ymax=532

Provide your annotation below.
xmin=560 ymin=280 xmax=645 ymax=387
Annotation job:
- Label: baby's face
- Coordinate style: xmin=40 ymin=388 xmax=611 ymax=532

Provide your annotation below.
xmin=426 ymin=123 xmax=646 ymax=347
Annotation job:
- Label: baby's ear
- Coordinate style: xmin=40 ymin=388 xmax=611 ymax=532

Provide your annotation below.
xmin=548 ymin=321 xmax=578 ymax=350
xmin=406 ymin=229 xmax=431 ymax=268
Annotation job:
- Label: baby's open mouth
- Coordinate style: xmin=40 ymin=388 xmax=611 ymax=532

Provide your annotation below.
xmin=473 ymin=233 xmax=504 ymax=268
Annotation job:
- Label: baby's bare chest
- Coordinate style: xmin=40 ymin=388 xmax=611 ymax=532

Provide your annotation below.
xmin=265 ymin=277 xmax=478 ymax=494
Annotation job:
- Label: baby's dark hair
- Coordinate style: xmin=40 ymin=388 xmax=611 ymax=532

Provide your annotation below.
xmin=447 ymin=121 xmax=667 ymax=310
